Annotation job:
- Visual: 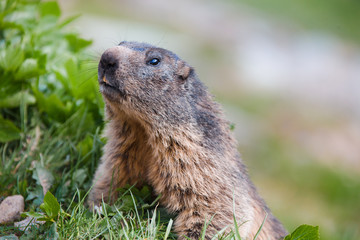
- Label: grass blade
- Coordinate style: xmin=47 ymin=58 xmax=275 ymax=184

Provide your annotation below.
xmin=164 ymin=218 xmax=173 ymax=240
xmin=253 ymin=212 xmax=268 ymax=240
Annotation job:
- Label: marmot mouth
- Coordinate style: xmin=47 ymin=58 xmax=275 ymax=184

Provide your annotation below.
xmin=99 ymin=80 xmax=127 ymax=99
xmin=100 ymin=81 xmax=117 ymax=90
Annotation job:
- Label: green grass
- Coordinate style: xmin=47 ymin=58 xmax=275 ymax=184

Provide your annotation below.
xmin=1 ymin=181 xmax=317 ymax=240
xmin=56 ymin=191 xmax=176 ymax=239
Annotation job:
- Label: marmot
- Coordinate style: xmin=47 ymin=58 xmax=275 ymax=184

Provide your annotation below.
xmin=88 ymin=41 xmax=287 ymax=240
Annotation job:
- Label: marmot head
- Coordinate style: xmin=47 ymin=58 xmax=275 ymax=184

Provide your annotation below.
xmin=99 ymin=41 xmax=228 ymax=150
xmin=98 ymin=41 xmax=210 ymax=128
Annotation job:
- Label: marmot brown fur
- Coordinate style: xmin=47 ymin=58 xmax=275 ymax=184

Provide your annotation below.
xmin=88 ymin=41 xmax=287 ymax=239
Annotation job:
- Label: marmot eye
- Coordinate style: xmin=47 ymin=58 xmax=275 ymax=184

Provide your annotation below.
xmin=148 ymin=58 xmax=160 ymax=66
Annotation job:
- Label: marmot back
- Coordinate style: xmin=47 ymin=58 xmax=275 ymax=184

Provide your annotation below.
xmin=88 ymin=41 xmax=287 ymax=240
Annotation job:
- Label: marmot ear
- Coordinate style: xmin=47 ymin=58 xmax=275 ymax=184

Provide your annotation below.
xmin=176 ymin=61 xmax=192 ymax=81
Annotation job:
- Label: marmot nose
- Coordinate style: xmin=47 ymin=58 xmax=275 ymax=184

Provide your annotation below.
xmin=99 ymin=48 xmax=120 ymax=71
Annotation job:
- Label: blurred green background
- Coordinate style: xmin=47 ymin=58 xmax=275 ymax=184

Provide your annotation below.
xmin=61 ymin=0 xmax=360 ymax=239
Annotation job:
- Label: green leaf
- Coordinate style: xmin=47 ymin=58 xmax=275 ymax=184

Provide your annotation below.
xmin=76 ymin=135 xmax=93 ymax=157
xmin=32 ymin=88 xmax=71 ymax=122
xmin=46 ymin=94 xmax=71 ymax=122
xmin=26 ymin=185 xmax=44 ymax=207
xmin=284 ymin=224 xmax=320 ymax=240
xmin=72 ymin=168 xmax=87 ymax=187
xmin=140 ymin=185 xmax=151 ymax=198
xmin=47 ymin=222 xmax=59 ymax=240
xmin=17 ymin=179 xmax=28 ymax=197
xmin=57 ymin=14 xmax=80 ymax=28
xmin=0 ymin=115 xmax=21 ymax=142
xmin=40 ymin=191 xmax=60 ymax=220
xmin=32 ymin=87 xmax=47 ymax=112
xmin=114 ymin=195 xmax=137 ymax=212
xmin=0 ymin=235 xmax=18 ymax=240
xmin=34 ymin=163 xmax=54 ymax=195
xmin=65 ymin=34 xmax=92 ymax=53
xmin=39 ymin=1 xmax=60 ymax=17
xmin=0 ymin=44 xmax=24 ymax=71
xmin=21 ymin=211 xmax=45 ymax=219
xmin=0 ymin=91 xmax=36 ymax=108
xmin=15 ymin=58 xmax=41 ymax=80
